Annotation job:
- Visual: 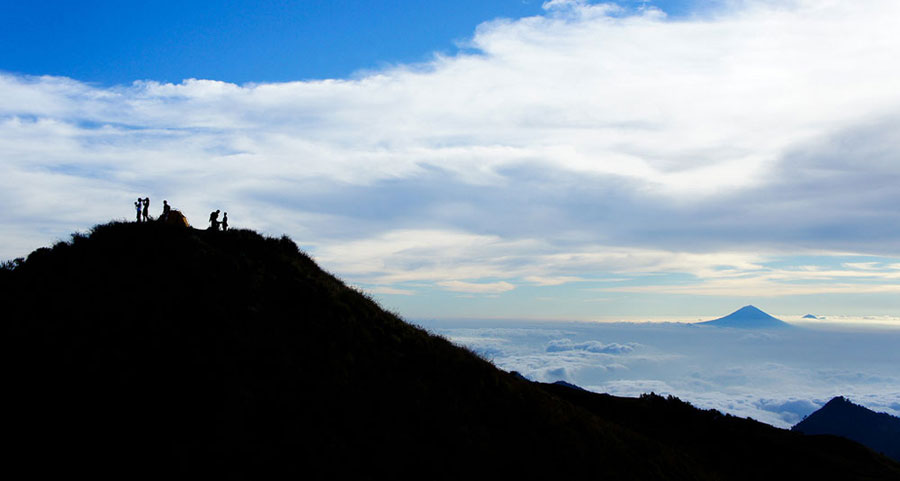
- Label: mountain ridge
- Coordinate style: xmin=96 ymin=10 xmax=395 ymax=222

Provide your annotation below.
xmin=2 ymin=221 xmax=896 ymax=479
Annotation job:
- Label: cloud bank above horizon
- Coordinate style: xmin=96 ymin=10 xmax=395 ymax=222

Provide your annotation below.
xmin=4 ymin=0 xmax=900 ymax=318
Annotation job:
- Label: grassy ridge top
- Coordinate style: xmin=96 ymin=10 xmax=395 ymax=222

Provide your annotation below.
xmin=2 ymin=221 xmax=898 ymax=479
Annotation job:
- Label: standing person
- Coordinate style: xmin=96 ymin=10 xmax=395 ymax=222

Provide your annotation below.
xmin=135 ymin=198 xmax=142 ymax=222
xmin=142 ymin=197 xmax=150 ymax=222
xmin=161 ymin=200 xmax=170 ymax=221
xmin=209 ymin=210 xmax=220 ymax=230
xmin=221 ymin=212 xmax=228 ymax=231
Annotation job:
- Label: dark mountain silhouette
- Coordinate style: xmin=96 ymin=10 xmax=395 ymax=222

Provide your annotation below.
xmin=2 ymin=222 xmax=897 ymax=479
xmin=698 ymin=305 xmax=792 ymax=328
xmin=802 ymin=314 xmax=819 ymax=319
xmin=541 ymin=385 xmax=899 ymax=479
xmin=553 ymin=379 xmax=587 ymax=391
xmin=793 ymin=396 xmax=900 ymax=461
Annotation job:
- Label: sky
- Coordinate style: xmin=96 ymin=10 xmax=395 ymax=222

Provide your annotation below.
xmin=4 ymin=0 xmax=900 ymax=321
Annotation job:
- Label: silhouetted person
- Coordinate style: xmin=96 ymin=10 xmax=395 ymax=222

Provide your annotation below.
xmin=161 ymin=200 xmax=170 ymax=221
xmin=221 ymin=212 xmax=228 ymax=231
xmin=209 ymin=210 xmax=220 ymax=230
xmin=142 ymin=197 xmax=150 ymax=222
xmin=135 ymin=199 xmax=142 ymax=223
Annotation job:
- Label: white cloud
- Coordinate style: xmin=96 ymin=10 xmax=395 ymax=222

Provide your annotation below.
xmin=437 ymin=280 xmax=516 ymax=294
xmin=524 ymin=275 xmax=586 ymax=286
xmin=600 ymin=262 xmax=900 ymax=297
xmin=604 ymin=279 xmax=900 ymax=297
xmin=546 ymin=338 xmax=638 ymax=354
xmin=363 ymin=286 xmax=415 ymax=296
xmin=6 ymin=1 xmax=900 ymax=190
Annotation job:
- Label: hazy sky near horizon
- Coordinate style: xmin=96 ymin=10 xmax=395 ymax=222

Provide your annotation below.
xmin=4 ymin=0 xmax=900 ymax=320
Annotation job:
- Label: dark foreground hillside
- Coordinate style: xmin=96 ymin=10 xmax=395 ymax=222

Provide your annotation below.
xmin=541 ymin=384 xmax=900 ymax=480
xmin=2 ymin=222 xmax=898 ymax=480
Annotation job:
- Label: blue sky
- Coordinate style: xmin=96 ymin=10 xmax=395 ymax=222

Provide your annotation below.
xmin=2 ymin=0 xmax=543 ymax=84
xmin=1 ymin=0 xmax=697 ymax=85
xmin=4 ymin=0 xmax=900 ymax=322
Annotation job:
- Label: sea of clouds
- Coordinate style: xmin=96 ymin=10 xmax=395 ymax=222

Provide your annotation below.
xmin=419 ymin=318 xmax=900 ymax=428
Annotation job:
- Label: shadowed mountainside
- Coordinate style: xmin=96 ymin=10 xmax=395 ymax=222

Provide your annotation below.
xmin=2 ymin=222 xmax=897 ymax=479
xmin=542 ymin=383 xmax=898 ymax=480
xmin=793 ymin=396 xmax=900 ymax=461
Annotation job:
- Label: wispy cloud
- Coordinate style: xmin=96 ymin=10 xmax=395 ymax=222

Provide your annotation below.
xmin=438 ymin=280 xmax=516 ymax=294
xmin=362 ymin=286 xmax=415 ymax=296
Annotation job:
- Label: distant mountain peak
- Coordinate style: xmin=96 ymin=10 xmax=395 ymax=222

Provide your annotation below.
xmin=793 ymin=396 xmax=900 ymax=461
xmin=553 ymin=380 xmax=587 ymax=391
xmin=802 ymin=314 xmax=819 ymax=319
xmin=825 ymin=395 xmax=851 ymax=407
xmin=736 ymin=305 xmax=765 ymax=314
xmin=698 ymin=305 xmax=791 ymax=329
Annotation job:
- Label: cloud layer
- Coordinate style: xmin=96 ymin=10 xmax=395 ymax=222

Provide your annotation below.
xmin=426 ymin=318 xmax=900 ymax=428
xmin=4 ymin=0 xmax=900 ymax=316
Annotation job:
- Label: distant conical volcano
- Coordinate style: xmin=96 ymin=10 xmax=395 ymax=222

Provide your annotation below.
xmin=698 ymin=305 xmax=791 ymax=328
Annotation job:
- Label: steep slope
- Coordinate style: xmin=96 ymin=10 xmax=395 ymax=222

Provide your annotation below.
xmin=698 ymin=305 xmax=792 ymax=328
xmin=0 ymin=222 xmax=697 ymax=480
xmin=793 ymin=397 xmax=900 ymax=461
xmin=2 ymin=222 xmax=897 ymax=479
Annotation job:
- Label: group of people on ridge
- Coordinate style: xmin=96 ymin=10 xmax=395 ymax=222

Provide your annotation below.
xmin=134 ymin=197 xmax=151 ymax=222
xmin=208 ymin=209 xmax=228 ymax=231
xmin=134 ymin=197 xmax=173 ymax=222
xmin=131 ymin=197 xmax=208 ymax=228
